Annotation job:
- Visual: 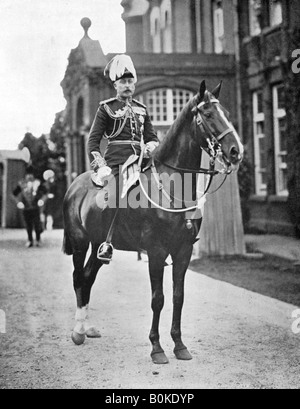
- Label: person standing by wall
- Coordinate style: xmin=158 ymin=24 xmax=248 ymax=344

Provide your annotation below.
xmin=13 ymin=166 xmax=47 ymax=248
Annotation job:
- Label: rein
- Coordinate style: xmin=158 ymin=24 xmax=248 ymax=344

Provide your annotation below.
xmin=154 ymin=157 xmax=219 ymax=176
xmin=138 ymin=98 xmax=233 ymax=214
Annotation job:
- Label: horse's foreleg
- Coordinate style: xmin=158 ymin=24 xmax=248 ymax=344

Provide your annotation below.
xmin=72 ymin=250 xmax=88 ymax=345
xmin=148 ymin=247 xmax=169 ymax=365
xmin=72 ymin=246 xmax=103 ymax=345
xmin=171 ymin=244 xmax=194 ymax=360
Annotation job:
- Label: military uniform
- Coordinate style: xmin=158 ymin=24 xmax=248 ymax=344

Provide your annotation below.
xmin=88 ymin=97 xmax=158 ymax=172
xmin=87 ymin=53 xmax=159 ymax=263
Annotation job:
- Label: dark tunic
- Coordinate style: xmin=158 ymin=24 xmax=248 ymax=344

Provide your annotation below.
xmin=88 ymin=97 xmax=158 ymax=170
xmin=13 ymin=180 xmax=46 ymax=210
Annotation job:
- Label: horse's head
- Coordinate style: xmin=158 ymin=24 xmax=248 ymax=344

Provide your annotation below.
xmin=192 ymin=81 xmax=244 ymax=173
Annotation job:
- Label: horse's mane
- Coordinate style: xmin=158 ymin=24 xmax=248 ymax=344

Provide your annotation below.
xmin=154 ymin=95 xmax=197 ymax=162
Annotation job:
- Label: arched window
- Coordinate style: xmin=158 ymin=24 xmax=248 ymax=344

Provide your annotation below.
xmin=213 ymin=0 xmax=224 ymax=54
xmin=136 ymin=88 xmax=194 ymax=140
xmin=191 ymin=0 xmax=203 ymax=53
xmin=75 ymin=97 xmax=86 ymax=174
xmin=161 ymin=0 xmax=172 ymax=53
xmin=249 ymin=0 xmax=261 ymax=36
xmin=268 ymin=0 xmax=283 ymax=27
xmin=150 ymin=7 xmax=161 ymax=53
xmin=76 ymin=97 xmax=84 ymax=129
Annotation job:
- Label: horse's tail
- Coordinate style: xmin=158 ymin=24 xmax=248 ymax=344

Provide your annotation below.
xmin=62 ymin=230 xmax=73 ymax=255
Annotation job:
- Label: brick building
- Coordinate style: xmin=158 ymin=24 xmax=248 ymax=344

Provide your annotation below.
xmin=60 ymin=1 xmax=300 ymax=237
xmin=61 ymin=0 xmax=239 ymax=184
xmin=237 ymin=0 xmax=300 ymax=235
xmin=60 ymin=0 xmax=246 ymax=255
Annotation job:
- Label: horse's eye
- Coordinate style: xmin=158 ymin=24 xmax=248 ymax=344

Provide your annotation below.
xmin=204 ymin=112 xmax=212 ymax=119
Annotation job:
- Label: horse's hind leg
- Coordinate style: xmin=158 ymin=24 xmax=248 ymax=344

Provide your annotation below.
xmin=72 ymin=244 xmax=103 ymax=345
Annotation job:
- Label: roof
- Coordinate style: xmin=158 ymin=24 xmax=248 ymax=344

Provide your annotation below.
xmin=0 ymin=149 xmax=29 ymax=163
xmin=78 ymin=37 xmax=107 ymax=68
xmin=77 ymin=18 xmax=107 ymax=68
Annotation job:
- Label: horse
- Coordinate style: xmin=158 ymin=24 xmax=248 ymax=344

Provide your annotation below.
xmin=62 ymin=81 xmax=244 ymax=365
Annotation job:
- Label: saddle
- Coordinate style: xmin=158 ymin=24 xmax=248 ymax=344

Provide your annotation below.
xmin=93 ymin=154 xmax=146 ymax=211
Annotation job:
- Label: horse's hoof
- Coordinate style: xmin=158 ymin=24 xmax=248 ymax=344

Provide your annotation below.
xmin=71 ymin=331 xmax=86 ymax=345
xmin=174 ymin=348 xmax=193 ymax=361
xmin=151 ymin=351 xmax=169 ymax=365
xmin=85 ymin=327 xmax=101 ymax=338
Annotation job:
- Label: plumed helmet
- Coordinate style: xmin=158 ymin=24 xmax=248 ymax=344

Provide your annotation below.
xmin=104 ymin=54 xmax=137 ymax=83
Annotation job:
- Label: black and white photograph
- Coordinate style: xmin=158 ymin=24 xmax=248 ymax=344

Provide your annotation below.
xmin=1 ymin=0 xmax=300 ymax=391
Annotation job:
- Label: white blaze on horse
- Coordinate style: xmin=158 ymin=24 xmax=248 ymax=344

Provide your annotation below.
xmin=63 ymin=81 xmax=243 ymax=364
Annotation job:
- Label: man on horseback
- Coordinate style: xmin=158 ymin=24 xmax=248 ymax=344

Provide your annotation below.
xmin=88 ymin=54 xmax=159 ymax=263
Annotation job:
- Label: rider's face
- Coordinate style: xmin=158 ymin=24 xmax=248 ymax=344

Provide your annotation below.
xmin=114 ymin=77 xmax=136 ymax=100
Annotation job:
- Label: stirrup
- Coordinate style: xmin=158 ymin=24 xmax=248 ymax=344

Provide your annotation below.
xmin=97 ymin=242 xmax=114 ymax=263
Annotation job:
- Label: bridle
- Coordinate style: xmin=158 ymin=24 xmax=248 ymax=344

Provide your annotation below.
xmin=194 ymin=98 xmax=234 ymax=170
xmin=138 ymin=97 xmax=236 ymax=213
xmin=151 ymin=97 xmax=234 ymax=197
xmin=155 ymin=98 xmax=234 ymax=177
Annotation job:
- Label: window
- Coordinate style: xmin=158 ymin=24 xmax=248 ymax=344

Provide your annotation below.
xmin=161 ymin=0 xmax=172 ymax=53
xmin=249 ymin=0 xmax=261 ymax=36
xmin=268 ymin=0 xmax=283 ymax=27
xmin=150 ymin=7 xmax=161 ymax=53
xmin=191 ymin=0 xmax=203 ymax=53
xmin=213 ymin=0 xmax=224 ymax=54
xmin=273 ymin=85 xmax=287 ymax=196
xmin=253 ymin=91 xmax=267 ymax=196
xmin=136 ymin=89 xmax=194 ymax=140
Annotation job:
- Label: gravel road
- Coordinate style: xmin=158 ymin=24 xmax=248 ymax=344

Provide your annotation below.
xmin=0 ymin=229 xmax=299 ymax=389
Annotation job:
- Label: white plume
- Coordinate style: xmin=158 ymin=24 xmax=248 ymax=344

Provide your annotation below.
xmin=104 ymin=55 xmax=137 ymax=83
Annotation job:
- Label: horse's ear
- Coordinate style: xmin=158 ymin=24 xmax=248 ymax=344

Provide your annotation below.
xmin=198 ymin=80 xmax=206 ymax=102
xmin=212 ymin=81 xmax=223 ymax=99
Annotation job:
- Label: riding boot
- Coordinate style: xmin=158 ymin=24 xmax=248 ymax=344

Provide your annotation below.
xmin=97 ymin=209 xmax=119 ymax=264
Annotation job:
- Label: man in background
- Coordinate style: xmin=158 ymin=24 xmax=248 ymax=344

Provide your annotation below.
xmin=13 ymin=166 xmax=47 ymax=248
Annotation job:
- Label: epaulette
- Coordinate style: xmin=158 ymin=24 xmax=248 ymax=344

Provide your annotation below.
xmin=133 ymin=99 xmax=147 ymax=109
xmin=99 ymin=97 xmax=117 ymax=106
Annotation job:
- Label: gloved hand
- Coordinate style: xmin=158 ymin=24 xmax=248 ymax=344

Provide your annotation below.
xmin=91 ymin=151 xmax=107 ymax=171
xmin=91 ymin=151 xmax=112 ymax=186
xmin=144 ymin=141 xmax=159 ymax=158
xmin=17 ymin=202 xmax=25 ymax=210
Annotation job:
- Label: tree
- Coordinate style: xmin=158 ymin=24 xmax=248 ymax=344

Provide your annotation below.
xmin=18 ymin=111 xmax=67 ymax=181
xmin=18 ymin=132 xmax=49 ymax=179
xmin=18 ymin=111 xmax=68 ymax=228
